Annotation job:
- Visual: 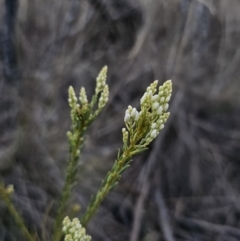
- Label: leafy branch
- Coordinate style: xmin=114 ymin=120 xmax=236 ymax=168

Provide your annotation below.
xmin=0 ymin=66 xmax=172 ymax=241
xmin=0 ymin=183 xmax=35 ymax=241
xmin=81 ymin=80 xmax=172 ymax=226
xmin=52 ymin=66 xmax=109 ymax=241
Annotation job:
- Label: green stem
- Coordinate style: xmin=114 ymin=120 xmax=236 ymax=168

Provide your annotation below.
xmin=52 ymin=130 xmax=84 ymax=241
xmin=0 ymin=185 xmax=35 ymax=241
xmin=81 ymin=146 xmax=134 ymax=226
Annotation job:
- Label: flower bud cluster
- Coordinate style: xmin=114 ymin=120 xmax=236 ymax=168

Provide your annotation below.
xmin=78 ymin=87 xmax=89 ymax=115
xmin=140 ymin=80 xmax=158 ymax=108
xmin=95 ymin=66 xmax=108 ymax=94
xmin=157 ymin=80 xmax=172 ymax=111
xmin=68 ymin=87 xmax=79 ymax=125
xmin=67 ymin=66 xmax=109 ymax=133
xmin=123 ymin=80 xmax=172 ymax=146
xmin=62 ymin=217 xmax=91 ymax=241
xmin=145 ymin=112 xmax=170 ymax=144
xmin=79 ymin=87 xmax=88 ymax=106
xmin=98 ymin=85 xmax=109 ymax=109
xmin=122 ymin=128 xmax=129 ymax=144
xmin=124 ymin=105 xmax=140 ymax=123
xmin=68 ymin=87 xmax=78 ymax=109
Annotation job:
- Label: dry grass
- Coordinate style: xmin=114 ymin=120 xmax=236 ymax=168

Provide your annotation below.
xmin=1 ymin=0 xmax=240 ymax=240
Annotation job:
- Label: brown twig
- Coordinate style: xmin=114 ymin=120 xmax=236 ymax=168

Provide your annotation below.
xmin=176 ymin=216 xmax=240 ymax=239
xmin=155 ymin=189 xmax=175 ymax=241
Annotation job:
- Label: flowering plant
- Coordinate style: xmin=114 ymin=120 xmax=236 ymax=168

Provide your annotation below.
xmin=0 ymin=66 xmax=172 ymax=241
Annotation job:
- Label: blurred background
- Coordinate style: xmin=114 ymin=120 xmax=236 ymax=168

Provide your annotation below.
xmin=1 ymin=0 xmax=240 ymax=240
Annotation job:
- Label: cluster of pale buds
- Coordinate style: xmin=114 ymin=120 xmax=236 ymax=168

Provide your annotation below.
xmin=140 ymin=80 xmax=171 ymax=113
xmin=98 ymin=85 xmax=109 ymax=109
xmin=123 ymin=79 xmax=172 ymax=145
xmin=68 ymin=87 xmax=78 ymax=109
xmin=62 ymin=217 xmax=91 ymax=241
xmin=95 ymin=66 xmax=108 ymax=94
xmin=146 ymin=112 xmax=169 ymax=143
xmin=124 ymin=105 xmax=140 ymax=123
xmin=122 ymin=127 xmax=129 ymax=147
xmin=67 ymin=66 xmax=109 ymax=126
xmin=79 ymin=87 xmax=88 ymax=106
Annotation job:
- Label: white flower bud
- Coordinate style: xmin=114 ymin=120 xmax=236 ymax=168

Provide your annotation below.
xmin=157 ymin=106 xmax=163 ymax=115
xmin=125 ymin=109 xmax=130 ymax=115
xmin=152 ymin=95 xmax=158 ymax=101
xmin=159 ymin=86 xmax=164 ymax=91
xmin=160 ymin=124 xmax=164 ymax=130
xmin=165 ymin=96 xmax=171 ymax=102
xmin=152 ymin=102 xmax=159 ymax=110
xmin=124 ymin=114 xmax=131 ymax=122
xmin=150 ymin=129 xmax=157 ymax=138
xmin=159 ymin=91 xmax=164 ymax=96
xmin=95 ymin=66 xmax=108 ymax=93
xmin=131 ymin=108 xmax=137 ymax=117
xmin=73 ymin=233 xmax=78 ymax=239
xmin=164 ymin=103 xmax=169 ymax=111
xmin=158 ymin=119 xmax=163 ymax=124
xmin=134 ymin=111 xmax=139 ymax=121
xmin=128 ymin=105 xmax=133 ymax=111
xmin=140 ymin=93 xmax=147 ymax=104
xmin=160 ymin=97 xmax=165 ymax=103
xmin=151 ymin=123 xmax=157 ymax=129
xmin=148 ymin=90 xmax=153 ymax=97
xmin=75 ymin=224 xmax=81 ymax=229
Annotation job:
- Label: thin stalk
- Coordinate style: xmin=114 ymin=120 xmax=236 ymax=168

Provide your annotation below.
xmin=52 ymin=129 xmax=84 ymax=241
xmin=81 ymin=145 xmax=134 ymax=226
xmin=0 ymin=185 xmax=35 ymax=241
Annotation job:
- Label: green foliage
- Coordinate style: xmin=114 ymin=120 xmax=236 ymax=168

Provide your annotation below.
xmin=81 ymin=79 xmax=172 ymax=226
xmin=0 ymin=66 xmax=172 ymax=241
xmin=52 ymin=66 xmax=109 ymax=241
xmin=0 ymin=183 xmax=35 ymax=241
